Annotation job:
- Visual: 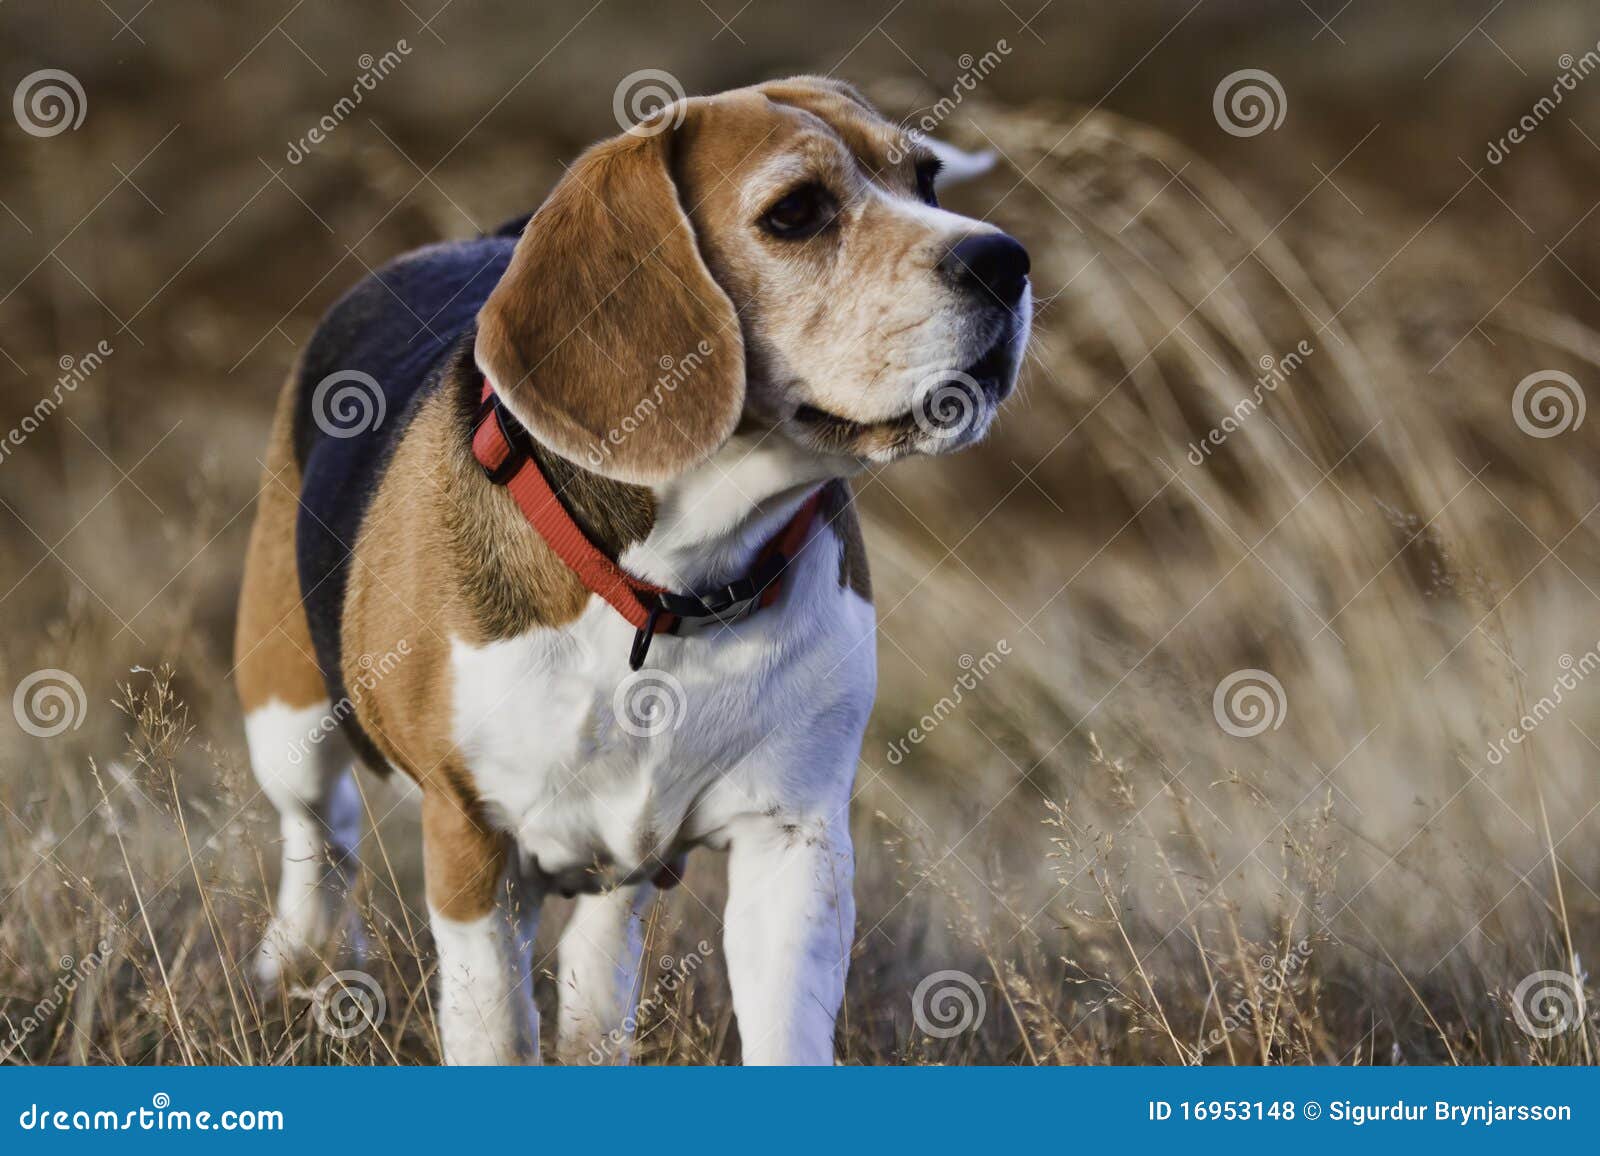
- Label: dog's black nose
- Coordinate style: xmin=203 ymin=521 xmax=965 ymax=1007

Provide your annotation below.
xmin=942 ymin=232 xmax=1031 ymax=307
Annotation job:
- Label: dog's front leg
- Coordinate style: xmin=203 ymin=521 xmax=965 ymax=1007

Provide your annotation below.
xmin=724 ymin=810 xmax=855 ymax=1065
xmin=422 ymin=791 xmax=541 ymax=1064
xmin=555 ymin=883 xmax=653 ymax=1065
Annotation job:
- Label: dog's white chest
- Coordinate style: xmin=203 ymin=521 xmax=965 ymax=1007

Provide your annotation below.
xmin=447 ymin=548 xmax=875 ymax=891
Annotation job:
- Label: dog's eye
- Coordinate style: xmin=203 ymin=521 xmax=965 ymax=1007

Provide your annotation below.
xmin=914 ymin=158 xmax=942 ymax=207
xmin=761 ymin=183 xmax=837 ymax=239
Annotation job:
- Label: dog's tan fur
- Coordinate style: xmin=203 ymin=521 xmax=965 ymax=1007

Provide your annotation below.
xmin=234 ymin=367 xmax=330 ymax=716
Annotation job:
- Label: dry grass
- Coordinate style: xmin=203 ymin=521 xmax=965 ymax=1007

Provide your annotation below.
xmin=4 ymin=2 xmax=1600 ymax=1065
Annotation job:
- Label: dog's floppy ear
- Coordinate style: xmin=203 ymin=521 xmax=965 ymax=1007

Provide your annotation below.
xmin=475 ymin=124 xmax=743 ymax=484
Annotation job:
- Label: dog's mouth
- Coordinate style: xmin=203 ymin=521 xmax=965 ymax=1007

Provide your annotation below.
xmin=789 ymin=326 xmax=1020 ymax=461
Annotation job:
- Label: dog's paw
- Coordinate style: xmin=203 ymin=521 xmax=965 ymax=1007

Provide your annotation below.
xmin=251 ymin=904 xmax=367 ymax=993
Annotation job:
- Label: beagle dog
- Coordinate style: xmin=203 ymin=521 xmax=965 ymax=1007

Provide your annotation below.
xmin=234 ymin=76 xmax=1030 ymax=1065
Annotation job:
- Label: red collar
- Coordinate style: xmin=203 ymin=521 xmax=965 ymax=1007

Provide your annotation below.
xmin=471 ymin=381 xmax=822 ymax=669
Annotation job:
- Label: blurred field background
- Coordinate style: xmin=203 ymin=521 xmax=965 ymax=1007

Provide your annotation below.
xmin=4 ymin=0 xmax=1600 ymax=1064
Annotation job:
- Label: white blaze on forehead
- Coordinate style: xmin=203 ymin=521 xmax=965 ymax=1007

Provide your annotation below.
xmin=878 ymin=190 xmax=998 ymax=237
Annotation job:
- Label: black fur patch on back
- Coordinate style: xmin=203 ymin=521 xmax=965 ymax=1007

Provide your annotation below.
xmin=293 ymin=236 xmax=515 ymax=717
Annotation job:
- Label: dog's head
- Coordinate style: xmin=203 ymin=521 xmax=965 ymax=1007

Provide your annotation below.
xmin=476 ymin=76 xmax=1031 ymax=485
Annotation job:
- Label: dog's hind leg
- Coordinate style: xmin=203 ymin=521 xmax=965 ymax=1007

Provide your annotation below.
xmin=555 ymin=882 xmax=654 ymax=1065
xmin=423 ymin=789 xmax=539 ymax=1064
xmin=236 ymin=377 xmax=365 ymax=987
xmin=242 ymin=704 xmax=364 ymax=986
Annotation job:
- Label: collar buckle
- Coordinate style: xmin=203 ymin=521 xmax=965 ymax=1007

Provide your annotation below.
xmin=629 ymin=605 xmax=666 ymax=670
xmin=656 ymin=551 xmax=788 ymax=639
